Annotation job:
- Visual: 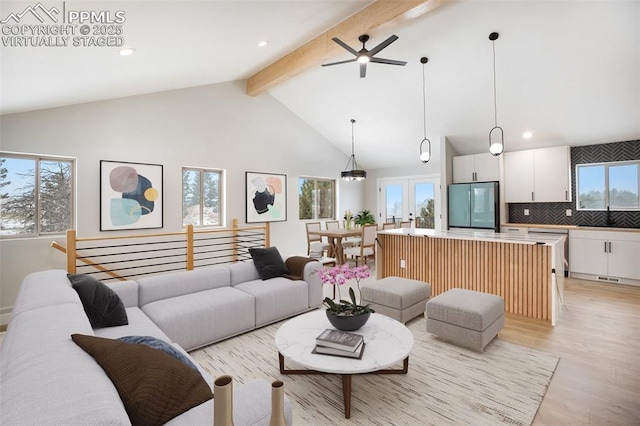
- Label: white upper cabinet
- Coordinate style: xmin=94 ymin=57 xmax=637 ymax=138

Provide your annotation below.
xmin=504 ymin=150 xmax=535 ymax=202
xmin=534 ymin=146 xmax=572 ymax=202
xmin=452 ymin=153 xmax=500 ymax=183
xmin=504 ymin=146 xmax=571 ymax=203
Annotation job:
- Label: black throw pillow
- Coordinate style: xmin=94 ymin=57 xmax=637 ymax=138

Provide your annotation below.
xmin=249 ymin=247 xmax=289 ymax=280
xmin=68 ymin=273 xmax=128 ymax=328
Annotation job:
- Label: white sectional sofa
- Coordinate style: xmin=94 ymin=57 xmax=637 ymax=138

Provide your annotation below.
xmin=0 ymin=257 xmax=323 ymax=425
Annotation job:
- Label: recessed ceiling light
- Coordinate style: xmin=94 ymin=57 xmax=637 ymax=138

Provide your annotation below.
xmin=119 ymin=48 xmax=135 ymax=56
xmin=257 ymin=41 xmax=268 ymax=47
xmin=523 ymin=131 xmax=533 ymax=139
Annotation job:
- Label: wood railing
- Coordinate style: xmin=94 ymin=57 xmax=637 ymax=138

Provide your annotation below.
xmin=51 ymin=219 xmax=269 ymax=281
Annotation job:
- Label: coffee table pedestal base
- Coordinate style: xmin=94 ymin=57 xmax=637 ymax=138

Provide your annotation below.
xmin=278 ymin=352 xmax=409 ymax=419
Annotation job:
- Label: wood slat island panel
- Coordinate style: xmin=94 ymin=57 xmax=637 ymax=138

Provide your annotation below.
xmin=377 ymin=233 xmax=552 ymax=321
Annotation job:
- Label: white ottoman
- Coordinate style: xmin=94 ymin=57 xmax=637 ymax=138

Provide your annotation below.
xmin=360 ymin=277 xmax=431 ymax=323
xmin=426 ymin=288 xmax=504 ymax=351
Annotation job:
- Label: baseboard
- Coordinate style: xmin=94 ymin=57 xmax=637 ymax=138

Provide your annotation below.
xmin=569 ymin=272 xmax=640 ymax=287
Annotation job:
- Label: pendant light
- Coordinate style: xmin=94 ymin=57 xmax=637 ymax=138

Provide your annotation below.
xmin=341 ymin=119 xmax=367 ymax=181
xmin=488 ymin=32 xmax=504 ymax=156
xmin=418 ymin=57 xmax=431 ymax=163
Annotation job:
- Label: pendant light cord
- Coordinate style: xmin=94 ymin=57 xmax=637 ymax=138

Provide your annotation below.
xmin=350 ymin=119 xmax=357 ymax=170
xmin=492 ymin=40 xmax=498 ymax=128
xmin=422 ymin=61 xmax=427 ymax=139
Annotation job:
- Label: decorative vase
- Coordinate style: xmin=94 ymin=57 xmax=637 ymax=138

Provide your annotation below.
xmin=214 ymin=375 xmax=234 ymax=426
xmin=346 ymin=219 xmax=352 ymax=230
xmin=269 ymin=380 xmax=286 ymax=426
xmin=326 ymin=311 xmax=370 ymax=331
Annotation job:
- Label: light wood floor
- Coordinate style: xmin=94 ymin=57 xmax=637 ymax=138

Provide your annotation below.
xmin=499 ymin=278 xmax=640 ymax=425
xmin=327 ymin=270 xmax=640 ymax=425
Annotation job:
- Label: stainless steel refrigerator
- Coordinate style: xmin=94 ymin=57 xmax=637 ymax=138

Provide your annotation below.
xmin=448 ymin=182 xmax=499 ymax=231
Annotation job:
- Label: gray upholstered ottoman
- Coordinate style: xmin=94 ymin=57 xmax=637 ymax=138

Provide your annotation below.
xmin=360 ymin=277 xmax=431 ymax=323
xmin=426 ymin=288 xmax=504 ymax=351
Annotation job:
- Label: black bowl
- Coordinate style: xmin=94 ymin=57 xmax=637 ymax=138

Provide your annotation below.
xmin=326 ymin=311 xmax=371 ymax=332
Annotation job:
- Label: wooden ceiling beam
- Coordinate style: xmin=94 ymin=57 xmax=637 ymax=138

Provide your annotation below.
xmin=246 ymin=0 xmax=449 ymax=96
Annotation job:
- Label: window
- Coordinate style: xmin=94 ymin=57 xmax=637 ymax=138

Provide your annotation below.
xmin=182 ymin=168 xmax=223 ymax=227
xmin=576 ymin=160 xmax=639 ymax=210
xmin=299 ymin=177 xmax=335 ymax=220
xmin=0 ymin=153 xmax=74 ymax=236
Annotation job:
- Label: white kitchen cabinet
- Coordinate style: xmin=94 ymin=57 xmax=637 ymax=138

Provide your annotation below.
xmin=533 ymin=146 xmax=571 ymax=202
xmin=452 ymin=153 xmax=500 ymax=183
xmin=504 ymin=150 xmax=534 ymax=202
xmin=504 ymin=146 xmax=571 ymax=203
xmin=569 ymin=229 xmax=640 ymax=285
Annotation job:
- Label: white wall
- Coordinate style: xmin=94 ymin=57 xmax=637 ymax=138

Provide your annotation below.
xmin=0 ymin=80 xmax=363 ymax=322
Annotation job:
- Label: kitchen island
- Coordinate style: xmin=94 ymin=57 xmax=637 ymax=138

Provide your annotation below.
xmin=376 ymin=228 xmax=566 ymax=325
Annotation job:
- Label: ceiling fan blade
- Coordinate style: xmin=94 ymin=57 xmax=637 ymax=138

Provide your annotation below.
xmin=331 ymin=37 xmax=359 ymax=56
xmin=367 ymin=34 xmax=399 ymax=57
xmin=322 ymin=58 xmax=357 ymax=67
xmin=370 ymin=57 xmax=407 ymax=66
xmin=360 ymin=62 xmax=367 ymax=78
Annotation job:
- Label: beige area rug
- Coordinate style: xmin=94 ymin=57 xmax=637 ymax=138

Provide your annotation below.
xmin=191 ymin=315 xmax=559 ymax=426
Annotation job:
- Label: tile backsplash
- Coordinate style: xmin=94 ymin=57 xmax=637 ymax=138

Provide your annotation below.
xmin=508 ymin=139 xmax=640 ymax=228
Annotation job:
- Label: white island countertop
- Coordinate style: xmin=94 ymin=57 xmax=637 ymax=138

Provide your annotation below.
xmin=378 ymin=228 xmax=566 ymax=246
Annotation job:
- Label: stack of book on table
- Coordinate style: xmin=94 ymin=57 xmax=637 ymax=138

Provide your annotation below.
xmin=312 ymin=328 xmax=365 ymax=359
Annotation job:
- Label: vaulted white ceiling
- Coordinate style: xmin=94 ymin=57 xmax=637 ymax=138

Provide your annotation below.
xmin=2 ymin=1 xmax=639 ymax=169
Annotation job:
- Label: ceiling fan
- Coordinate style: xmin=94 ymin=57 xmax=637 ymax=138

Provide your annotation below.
xmin=322 ymin=34 xmax=407 ymax=78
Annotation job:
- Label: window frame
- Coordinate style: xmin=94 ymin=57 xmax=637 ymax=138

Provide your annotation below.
xmin=576 ymin=160 xmax=640 ymax=211
xmin=0 ymin=151 xmax=76 ymax=238
xmin=181 ymin=166 xmax=225 ymax=228
xmin=298 ymin=176 xmax=336 ymax=221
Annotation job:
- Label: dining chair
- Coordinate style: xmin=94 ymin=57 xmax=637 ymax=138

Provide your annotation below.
xmin=306 ymin=222 xmax=330 ymax=258
xmin=325 ymin=220 xmax=339 ymax=230
xmin=382 ymin=222 xmax=396 ymax=230
xmin=343 ymin=224 xmax=377 ymax=266
xmin=399 ymin=221 xmax=411 ymax=229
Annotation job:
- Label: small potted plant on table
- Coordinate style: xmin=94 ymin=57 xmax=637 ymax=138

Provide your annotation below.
xmin=317 ymin=264 xmax=375 ymax=331
xmin=354 ymin=209 xmax=376 ymax=227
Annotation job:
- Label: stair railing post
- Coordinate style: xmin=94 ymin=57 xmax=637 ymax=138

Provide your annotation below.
xmin=186 ymin=224 xmax=194 ymax=270
xmin=66 ymin=229 xmax=76 ymax=274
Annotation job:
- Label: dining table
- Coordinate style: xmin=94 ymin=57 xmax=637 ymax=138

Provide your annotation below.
xmin=307 ymin=228 xmax=362 ymax=265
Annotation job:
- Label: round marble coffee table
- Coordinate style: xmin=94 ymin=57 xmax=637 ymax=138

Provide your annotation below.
xmin=275 ymin=310 xmax=414 ymax=419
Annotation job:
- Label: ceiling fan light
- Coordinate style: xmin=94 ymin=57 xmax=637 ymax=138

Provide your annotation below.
xmin=357 ymin=55 xmax=370 ymax=64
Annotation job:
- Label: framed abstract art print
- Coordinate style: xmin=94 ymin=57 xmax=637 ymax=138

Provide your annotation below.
xmin=100 ymin=160 xmax=163 ymax=231
xmin=245 ymin=172 xmax=287 ymax=223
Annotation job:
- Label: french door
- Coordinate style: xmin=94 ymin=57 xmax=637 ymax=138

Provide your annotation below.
xmin=378 ymin=176 xmax=441 ymax=229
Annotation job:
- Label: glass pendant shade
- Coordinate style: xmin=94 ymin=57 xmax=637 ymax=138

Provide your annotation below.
xmin=419 ymin=138 xmax=431 ymax=163
xmin=489 ymin=126 xmax=504 ymax=156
